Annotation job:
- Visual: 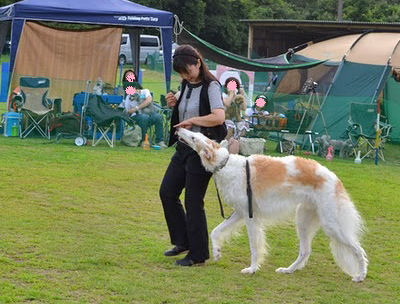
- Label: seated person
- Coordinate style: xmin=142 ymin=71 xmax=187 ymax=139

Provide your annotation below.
xmin=120 ymin=69 xmax=167 ymax=148
xmin=222 ymin=77 xmax=248 ymax=139
xmin=245 ymin=94 xmax=270 ymax=117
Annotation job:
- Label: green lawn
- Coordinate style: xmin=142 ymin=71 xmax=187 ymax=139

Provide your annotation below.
xmin=0 ymin=115 xmax=399 ymax=303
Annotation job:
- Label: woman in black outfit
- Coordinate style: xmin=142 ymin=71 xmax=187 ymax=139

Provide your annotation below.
xmin=159 ymin=45 xmax=226 ymax=266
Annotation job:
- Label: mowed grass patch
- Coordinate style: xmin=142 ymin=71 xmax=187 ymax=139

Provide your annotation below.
xmin=0 ymin=130 xmax=399 ymax=303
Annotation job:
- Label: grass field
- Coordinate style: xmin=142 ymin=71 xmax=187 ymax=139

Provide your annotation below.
xmin=0 ymin=97 xmax=399 ymax=303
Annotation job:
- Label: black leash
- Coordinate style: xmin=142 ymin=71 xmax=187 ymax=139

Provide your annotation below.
xmin=214 ymin=179 xmax=229 ymax=219
xmin=246 ymin=159 xmax=253 ymax=219
xmin=214 ymin=159 xmax=253 ymax=219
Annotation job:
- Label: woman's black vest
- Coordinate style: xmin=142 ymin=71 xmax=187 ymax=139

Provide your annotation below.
xmin=168 ymin=80 xmax=227 ymax=146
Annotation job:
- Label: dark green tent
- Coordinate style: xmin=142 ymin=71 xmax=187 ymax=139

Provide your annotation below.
xmin=272 ymin=32 xmax=400 ymax=143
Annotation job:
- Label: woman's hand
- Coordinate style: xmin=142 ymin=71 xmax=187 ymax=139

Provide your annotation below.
xmin=166 ymin=92 xmax=177 ymax=107
xmin=174 ymin=118 xmax=193 ymax=129
xmin=128 ymin=106 xmax=139 ymax=114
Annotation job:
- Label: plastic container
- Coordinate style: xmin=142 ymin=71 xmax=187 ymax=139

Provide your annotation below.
xmin=11 ymin=123 xmax=18 ymax=136
xmin=142 ymin=134 xmax=150 ymax=151
xmin=3 ymin=112 xmax=22 ymax=137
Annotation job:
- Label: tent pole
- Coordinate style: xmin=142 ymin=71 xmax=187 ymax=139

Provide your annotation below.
xmin=127 ymin=28 xmax=140 ymax=82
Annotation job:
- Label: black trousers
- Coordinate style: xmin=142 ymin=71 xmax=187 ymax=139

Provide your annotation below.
xmin=159 ymin=142 xmax=212 ymax=262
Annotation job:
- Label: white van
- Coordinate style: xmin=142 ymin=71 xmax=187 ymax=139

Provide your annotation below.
xmin=119 ymin=34 xmax=161 ymax=65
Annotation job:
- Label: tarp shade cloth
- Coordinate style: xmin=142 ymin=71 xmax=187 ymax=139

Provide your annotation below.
xmin=177 ymin=27 xmax=326 ymax=72
xmin=12 ymin=22 xmax=122 ymax=112
xmin=384 ymin=76 xmax=400 ymax=143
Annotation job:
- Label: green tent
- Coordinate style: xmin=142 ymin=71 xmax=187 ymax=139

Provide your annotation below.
xmin=384 ymin=77 xmax=400 ymax=142
xmin=272 ymin=32 xmax=400 ymax=143
xmin=176 ymin=28 xmax=400 ymax=143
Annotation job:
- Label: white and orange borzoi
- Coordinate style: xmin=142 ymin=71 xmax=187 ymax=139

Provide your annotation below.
xmin=177 ymin=128 xmax=368 ymax=282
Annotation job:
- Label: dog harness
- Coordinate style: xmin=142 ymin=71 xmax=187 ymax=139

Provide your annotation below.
xmin=215 ymin=159 xmax=253 ymax=219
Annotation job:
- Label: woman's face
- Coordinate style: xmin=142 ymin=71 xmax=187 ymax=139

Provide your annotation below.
xmin=179 ymin=60 xmax=201 ymax=83
xmin=125 ymin=72 xmax=135 ymax=82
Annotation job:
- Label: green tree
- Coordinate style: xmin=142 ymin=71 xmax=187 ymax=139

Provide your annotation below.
xmin=0 ymin=0 xmax=16 ymax=6
xmin=248 ymin=0 xmax=299 ymax=19
xmin=343 ymin=0 xmax=400 ymax=22
xmin=136 ymin=0 xmax=206 ymax=35
xmin=200 ymin=0 xmax=249 ymax=55
xmin=135 ymin=0 xmax=249 ymax=55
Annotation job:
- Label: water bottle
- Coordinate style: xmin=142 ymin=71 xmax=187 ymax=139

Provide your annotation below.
xmin=354 ymin=151 xmax=362 ymax=164
xmin=11 ymin=122 xmax=18 ymax=137
xmin=142 ymin=134 xmax=150 ymax=151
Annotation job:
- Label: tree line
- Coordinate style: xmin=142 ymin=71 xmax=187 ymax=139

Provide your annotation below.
xmin=138 ymin=0 xmax=400 ymax=56
xmin=1 ymin=0 xmax=399 ymax=56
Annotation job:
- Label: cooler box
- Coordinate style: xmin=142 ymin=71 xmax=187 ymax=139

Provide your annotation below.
xmin=3 ymin=112 xmax=22 ymax=137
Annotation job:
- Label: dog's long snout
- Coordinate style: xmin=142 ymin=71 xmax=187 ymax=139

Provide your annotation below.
xmin=175 ymin=127 xmax=182 ymax=135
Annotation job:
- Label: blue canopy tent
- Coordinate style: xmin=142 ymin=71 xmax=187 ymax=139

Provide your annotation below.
xmin=0 ymin=0 xmax=174 ymax=99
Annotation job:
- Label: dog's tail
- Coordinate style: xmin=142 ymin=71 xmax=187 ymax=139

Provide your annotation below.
xmin=327 ymin=196 xmax=368 ymax=278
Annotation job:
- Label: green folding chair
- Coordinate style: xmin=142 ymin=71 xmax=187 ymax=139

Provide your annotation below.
xmin=346 ymin=102 xmax=391 ymax=161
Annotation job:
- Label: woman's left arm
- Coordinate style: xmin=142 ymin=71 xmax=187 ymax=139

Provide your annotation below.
xmin=174 ymin=109 xmax=225 ymax=129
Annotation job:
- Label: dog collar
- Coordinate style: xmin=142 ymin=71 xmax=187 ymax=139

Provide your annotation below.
xmin=213 ymin=155 xmax=230 ymax=174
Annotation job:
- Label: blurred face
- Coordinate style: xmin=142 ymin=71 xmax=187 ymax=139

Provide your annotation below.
xmin=125 ymin=72 xmax=135 ymax=82
xmin=179 ymin=60 xmax=201 ymax=83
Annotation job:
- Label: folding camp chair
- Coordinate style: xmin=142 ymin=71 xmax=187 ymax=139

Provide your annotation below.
xmin=346 ymin=102 xmax=391 ymax=161
xmin=86 ymin=95 xmax=130 ymax=148
xmin=17 ymin=77 xmax=55 ymax=139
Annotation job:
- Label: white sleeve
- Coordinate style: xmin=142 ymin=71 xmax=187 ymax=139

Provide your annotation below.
xmin=245 ymin=108 xmax=253 ymax=116
xmin=141 ymin=89 xmax=151 ymax=98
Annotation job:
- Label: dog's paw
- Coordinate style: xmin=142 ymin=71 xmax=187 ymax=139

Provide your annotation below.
xmin=275 ymin=267 xmax=294 ymax=274
xmin=240 ymin=266 xmax=258 ymax=274
xmin=212 ymin=248 xmax=221 ymax=261
xmin=352 ymin=274 xmax=366 ymax=283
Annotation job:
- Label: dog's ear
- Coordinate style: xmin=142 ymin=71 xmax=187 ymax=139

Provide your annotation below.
xmin=206 ymin=139 xmax=220 ymax=150
xmin=200 ymin=144 xmax=214 ymax=161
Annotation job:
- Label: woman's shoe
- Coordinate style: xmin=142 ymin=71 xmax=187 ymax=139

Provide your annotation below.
xmin=164 ymin=245 xmax=188 ymax=257
xmin=175 ymin=255 xmax=205 ymax=267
